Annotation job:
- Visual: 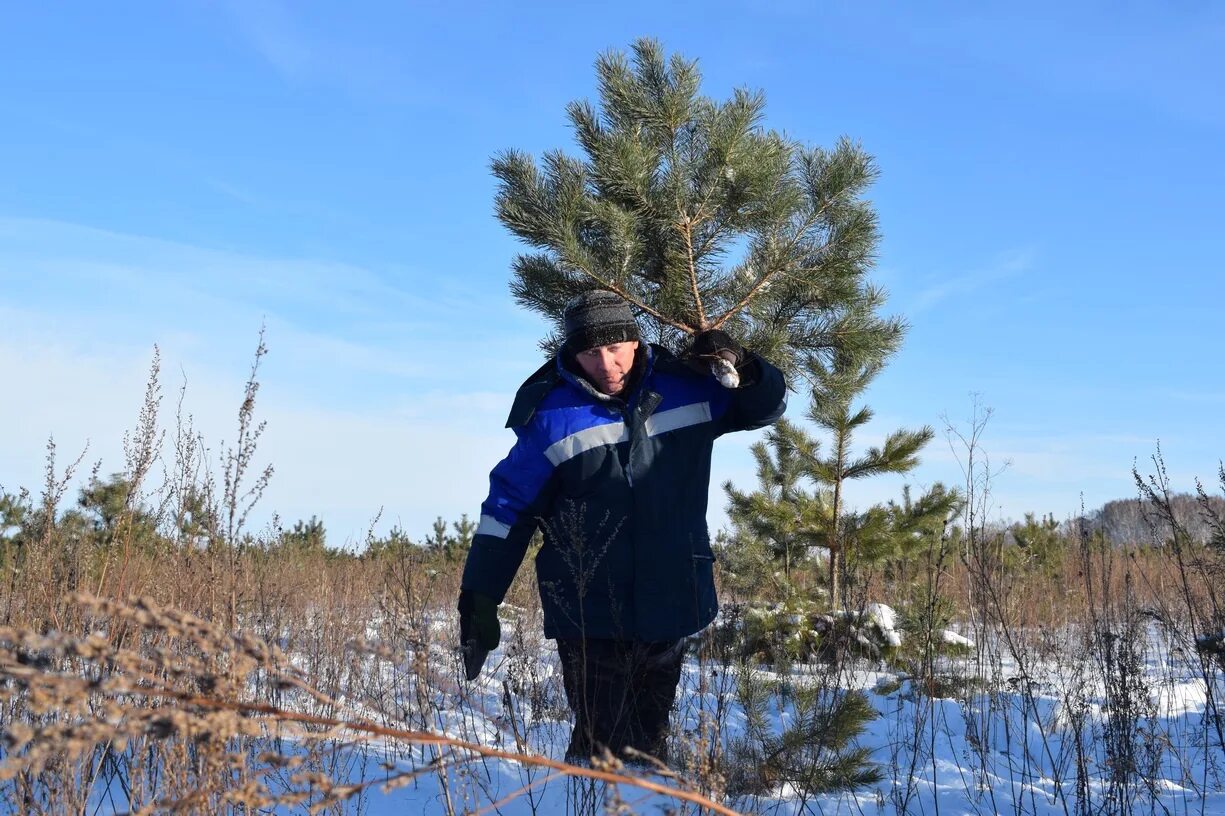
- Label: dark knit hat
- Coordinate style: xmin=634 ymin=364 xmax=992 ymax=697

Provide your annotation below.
xmin=563 ymin=290 xmax=640 ymax=352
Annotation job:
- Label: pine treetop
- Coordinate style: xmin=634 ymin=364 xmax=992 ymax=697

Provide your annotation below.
xmin=492 ymin=38 xmax=903 ymax=381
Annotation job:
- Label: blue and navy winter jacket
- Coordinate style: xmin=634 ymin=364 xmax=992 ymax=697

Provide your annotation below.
xmin=460 ymin=344 xmax=787 ymax=641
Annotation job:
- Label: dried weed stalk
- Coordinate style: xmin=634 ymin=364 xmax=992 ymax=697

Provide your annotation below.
xmin=0 ymin=594 xmax=742 ymax=815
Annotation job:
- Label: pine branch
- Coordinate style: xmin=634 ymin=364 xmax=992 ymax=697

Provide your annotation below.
xmin=579 ymin=271 xmax=695 ymax=334
xmin=708 ymin=206 xmax=841 ymax=330
xmin=680 ymin=217 xmax=708 ymax=328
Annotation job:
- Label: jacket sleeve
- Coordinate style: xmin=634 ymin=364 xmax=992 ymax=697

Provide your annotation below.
xmin=460 ymin=421 xmax=556 ymax=603
xmin=717 ymin=351 xmax=787 ymax=434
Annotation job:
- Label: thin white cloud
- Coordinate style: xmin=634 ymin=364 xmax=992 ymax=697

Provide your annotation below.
xmin=0 ymin=321 xmax=779 ymax=550
xmin=202 ymin=178 xmax=265 ymax=207
xmin=0 ymin=324 xmax=519 ymax=548
xmin=0 ymin=216 xmax=434 ymax=316
xmin=0 ymin=217 xmax=539 ymax=391
xmin=222 ymin=0 xmax=313 ymax=81
xmin=6 ymin=220 xmax=1205 ymax=549
xmin=908 ymin=249 xmax=1033 ymax=315
xmin=0 ymin=217 xmax=546 ymax=546
xmin=215 ymin=0 xmax=423 ymax=104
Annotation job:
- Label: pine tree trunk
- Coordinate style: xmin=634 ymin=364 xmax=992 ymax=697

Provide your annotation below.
xmin=829 ymin=546 xmax=842 ymax=610
xmin=830 ymin=460 xmax=845 ymax=610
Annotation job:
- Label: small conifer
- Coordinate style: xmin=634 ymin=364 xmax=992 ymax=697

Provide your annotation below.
xmin=492 ymin=38 xmax=901 ymax=377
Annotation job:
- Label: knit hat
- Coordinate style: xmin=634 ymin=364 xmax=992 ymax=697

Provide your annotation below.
xmin=562 ymin=290 xmax=640 ymax=353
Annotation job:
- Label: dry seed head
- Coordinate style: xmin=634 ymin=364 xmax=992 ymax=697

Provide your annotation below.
xmin=256 ymin=750 xmax=305 ymax=769
xmin=3 ymin=723 xmax=32 ymax=751
xmin=222 ymin=781 xmax=276 ymax=808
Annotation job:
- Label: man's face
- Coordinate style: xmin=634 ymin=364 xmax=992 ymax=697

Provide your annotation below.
xmin=575 ymin=341 xmax=639 ymax=396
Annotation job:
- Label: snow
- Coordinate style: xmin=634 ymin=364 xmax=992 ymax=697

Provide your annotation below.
xmin=1155 ymin=679 xmax=1209 ymax=715
xmin=285 ymin=639 xmax=1225 ymax=815
xmin=942 ymin=629 xmax=975 ymax=648
xmin=81 ymin=609 xmax=1225 ymax=814
xmin=866 ymin=601 xmax=902 ymax=648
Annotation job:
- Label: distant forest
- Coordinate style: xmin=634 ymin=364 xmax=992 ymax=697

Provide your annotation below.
xmin=1076 ymin=492 xmax=1225 ymax=546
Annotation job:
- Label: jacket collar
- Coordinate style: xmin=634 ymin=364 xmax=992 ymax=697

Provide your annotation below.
xmin=506 ymin=343 xmax=691 ymax=428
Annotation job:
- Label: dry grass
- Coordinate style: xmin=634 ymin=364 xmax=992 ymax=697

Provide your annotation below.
xmin=0 ymin=592 xmax=743 ymax=815
xmin=4 ymin=343 xmax=1225 ymax=814
xmin=5 ymin=471 xmax=1225 ymax=814
xmin=0 ymin=343 xmax=749 ymax=814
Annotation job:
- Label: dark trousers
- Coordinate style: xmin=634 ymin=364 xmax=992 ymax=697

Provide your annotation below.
xmin=555 ymin=638 xmax=685 ymax=764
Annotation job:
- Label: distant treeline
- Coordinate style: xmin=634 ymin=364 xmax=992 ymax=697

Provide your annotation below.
xmin=1075 ymin=492 xmax=1225 ymax=547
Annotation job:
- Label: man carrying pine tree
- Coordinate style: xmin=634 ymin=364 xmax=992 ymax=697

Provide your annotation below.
xmin=458 ymin=289 xmax=786 ymax=766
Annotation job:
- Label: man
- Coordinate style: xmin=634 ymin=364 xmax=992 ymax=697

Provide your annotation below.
xmin=458 ymin=289 xmax=786 ymax=765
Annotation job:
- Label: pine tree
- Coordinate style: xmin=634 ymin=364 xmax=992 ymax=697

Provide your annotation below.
xmin=423 ymin=515 xmax=474 ymax=562
xmin=0 ymin=492 xmax=28 ymax=547
xmin=724 ymin=419 xmax=829 ymax=581
xmin=877 ymin=483 xmax=963 ymax=587
xmin=0 ymin=491 xmax=29 ymax=576
xmin=1007 ymin=511 xmax=1067 ymax=576
xmin=732 ymin=668 xmax=882 ymax=796
xmin=803 ymin=351 xmax=935 ymax=609
xmin=276 ymin=516 xmax=327 ymax=554
xmin=725 ymin=348 xmax=955 ymax=610
xmin=492 ymin=38 xmax=901 ymax=375
xmin=425 ymin=517 xmax=449 ymax=552
xmin=77 ymin=473 xmax=159 ymax=551
xmin=447 ymin=514 xmax=476 ymax=561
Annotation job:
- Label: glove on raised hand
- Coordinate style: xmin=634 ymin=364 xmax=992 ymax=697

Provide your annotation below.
xmin=684 ymin=329 xmax=760 ymax=387
xmin=457 ymin=590 xmax=500 ymax=680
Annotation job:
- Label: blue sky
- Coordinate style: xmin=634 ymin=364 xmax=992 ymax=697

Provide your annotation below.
xmin=2 ymin=2 xmax=1222 ymax=547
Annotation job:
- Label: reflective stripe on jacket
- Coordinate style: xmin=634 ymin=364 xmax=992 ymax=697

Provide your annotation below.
xmin=461 ymin=343 xmax=786 ymax=641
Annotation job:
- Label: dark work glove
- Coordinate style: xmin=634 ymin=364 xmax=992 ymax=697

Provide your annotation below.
xmin=687 ymin=329 xmax=744 ymax=365
xmin=457 ymin=590 xmax=500 ymax=680
xmin=684 ymin=329 xmax=760 ymax=387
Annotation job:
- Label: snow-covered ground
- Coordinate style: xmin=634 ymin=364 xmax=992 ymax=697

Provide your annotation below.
xmin=236 ymin=607 xmax=1225 ymax=815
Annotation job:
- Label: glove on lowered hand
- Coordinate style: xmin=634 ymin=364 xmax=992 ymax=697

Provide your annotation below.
xmin=684 ymin=329 xmax=760 ymax=387
xmin=457 ymin=590 xmax=500 ymax=680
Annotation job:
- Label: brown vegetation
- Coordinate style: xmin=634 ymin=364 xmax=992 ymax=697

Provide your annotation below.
xmin=3 ymin=349 xmax=1224 ymax=814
